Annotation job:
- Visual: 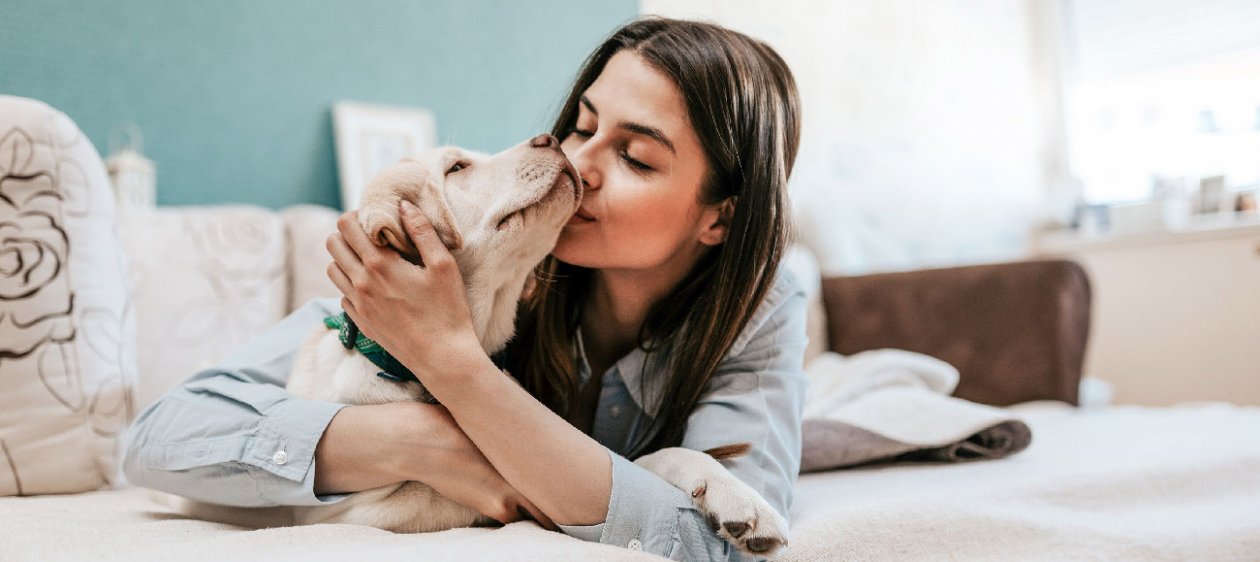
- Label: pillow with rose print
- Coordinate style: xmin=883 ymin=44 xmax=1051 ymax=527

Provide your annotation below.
xmin=0 ymin=95 xmax=136 ymax=496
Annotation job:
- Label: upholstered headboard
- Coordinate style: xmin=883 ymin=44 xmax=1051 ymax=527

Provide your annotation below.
xmin=820 ymin=260 xmax=1091 ymax=406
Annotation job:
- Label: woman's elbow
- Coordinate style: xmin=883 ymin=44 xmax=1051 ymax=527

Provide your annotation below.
xmin=119 ymin=412 xmax=155 ymax=487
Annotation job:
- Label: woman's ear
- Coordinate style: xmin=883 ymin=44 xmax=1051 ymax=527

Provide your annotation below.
xmin=698 ymin=196 xmax=737 ymax=247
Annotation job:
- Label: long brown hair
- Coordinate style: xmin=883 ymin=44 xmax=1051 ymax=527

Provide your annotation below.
xmin=504 ymin=17 xmax=801 ymax=459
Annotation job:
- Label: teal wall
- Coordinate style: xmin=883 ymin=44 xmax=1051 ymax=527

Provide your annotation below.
xmin=0 ymin=1 xmax=637 ymax=209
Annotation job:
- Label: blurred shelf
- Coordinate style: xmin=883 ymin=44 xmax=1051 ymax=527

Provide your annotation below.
xmin=1033 ymin=214 xmax=1260 ymax=254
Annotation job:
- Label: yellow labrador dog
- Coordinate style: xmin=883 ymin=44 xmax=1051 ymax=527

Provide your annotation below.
xmin=177 ymin=134 xmax=787 ymax=557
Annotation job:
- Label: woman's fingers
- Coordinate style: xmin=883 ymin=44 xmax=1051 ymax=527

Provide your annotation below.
xmin=336 ymin=211 xmax=380 ymax=268
xmin=519 ymin=498 xmax=558 ymax=531
xmin=477 ymin=485 xmax=526 ymax=525
xmin=399 ymin=201 xmax=450 ymax=268
xmin=326 ymin=229 xmax=363 ymax=271
xmin=326 ymin=260 xmax=354 ymax=296
xmin=484 ymin=495 xmax=556 ymax=531
xmin=340 ymin=297 xmax=361 ymax=324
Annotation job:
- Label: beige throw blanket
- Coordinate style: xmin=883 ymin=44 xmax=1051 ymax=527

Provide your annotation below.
xmin=800 ymin=350 xmax=1031 ymax=472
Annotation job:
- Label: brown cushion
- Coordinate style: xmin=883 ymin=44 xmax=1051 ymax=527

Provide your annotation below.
xmin=821 ymin=260 xmax=1090 ymax=406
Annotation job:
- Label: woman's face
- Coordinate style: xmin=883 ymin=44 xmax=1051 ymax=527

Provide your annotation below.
xmin=552 ymin=50 xmax=723 ymax=272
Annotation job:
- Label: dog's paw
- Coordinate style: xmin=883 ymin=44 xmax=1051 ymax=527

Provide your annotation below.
xmin=690 ymin=475 xmax=789 ymax=558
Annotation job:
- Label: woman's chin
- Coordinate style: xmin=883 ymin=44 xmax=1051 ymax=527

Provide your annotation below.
xmin=550 ymin=235 xmax=593 ymax=267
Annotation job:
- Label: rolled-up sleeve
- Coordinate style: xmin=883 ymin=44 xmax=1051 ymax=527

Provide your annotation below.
xmin=559 ymin=271 xmax=810 ymax=561
xmin=122 ymin=298 xmax=351 ymax=507
xmin=560 ymin=452 xmax=720 ymax=560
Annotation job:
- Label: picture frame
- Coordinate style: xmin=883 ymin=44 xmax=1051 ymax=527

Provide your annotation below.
xmin=332 ymin=101 xmax=437 ymax=210
xmin=1196 ymin=175 xmax=1227 ymax=215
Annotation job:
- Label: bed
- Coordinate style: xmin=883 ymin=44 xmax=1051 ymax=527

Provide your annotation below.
xmin=2 ymin=94 xmax=1258 ymax=562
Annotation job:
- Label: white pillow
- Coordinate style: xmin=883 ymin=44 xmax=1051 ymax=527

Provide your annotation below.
xmin=119 ymin=206 xmax=288 ymax=414
xmin=782 ymin=244 xmax=829 ymax=366
xmin=281 ymin=204 xmax=341 ymax=313
xmin=0 ymin=96 xmax=136 ymax=495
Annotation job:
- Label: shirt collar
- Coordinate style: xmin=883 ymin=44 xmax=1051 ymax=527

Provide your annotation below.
xmin=573 ymin=328 xmax=664 ymax=417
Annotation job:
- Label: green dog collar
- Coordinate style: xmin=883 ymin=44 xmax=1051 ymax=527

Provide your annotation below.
xmin=323 ymin=313 xmax=419 ymax=384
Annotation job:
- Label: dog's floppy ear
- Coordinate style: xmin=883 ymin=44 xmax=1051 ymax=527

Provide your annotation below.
xmin=359 ymin=158 xmax=464 ymax=259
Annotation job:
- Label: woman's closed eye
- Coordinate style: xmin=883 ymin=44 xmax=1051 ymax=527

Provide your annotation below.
xmin=620 ymin=149 xmax=652 ymax=173
xmin=565 ymin=126 xmax=653 ymax=173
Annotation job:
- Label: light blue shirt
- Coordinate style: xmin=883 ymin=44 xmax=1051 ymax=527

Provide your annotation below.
xmin=123 ymin=268 xmax=808 ymax=561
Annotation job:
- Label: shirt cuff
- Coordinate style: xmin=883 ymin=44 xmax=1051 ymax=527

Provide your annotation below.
xmin=558 ymin=449 xmax=733 ymax=560
xmin=244 ymin=397 xmax=350 ymax=506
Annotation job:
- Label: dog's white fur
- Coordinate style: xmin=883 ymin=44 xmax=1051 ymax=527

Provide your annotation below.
xmin=173 ymin=135 xmax=787 ymax=557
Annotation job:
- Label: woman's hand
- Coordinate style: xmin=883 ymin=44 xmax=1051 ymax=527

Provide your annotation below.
xmin=325 ymin=201 xmax=484 ymax=379
xmin=314 ymin=401 xmax=556 ymax=530
xmin=412 ymin=404 xmax=558 ymax=530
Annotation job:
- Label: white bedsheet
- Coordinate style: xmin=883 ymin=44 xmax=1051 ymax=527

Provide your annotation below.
xmin=2 ymin=403 xmax=1258 ymax=561
xmin=785 ymin=402 xmax=1260 ymax=561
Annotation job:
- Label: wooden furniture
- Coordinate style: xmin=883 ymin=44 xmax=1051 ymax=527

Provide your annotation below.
xmin=1033 ymin=218 xmax=1260 ymax=406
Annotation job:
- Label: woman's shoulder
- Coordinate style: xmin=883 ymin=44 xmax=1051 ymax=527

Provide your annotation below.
xmin=725 ymin=265 xmax=808 ymax=358
xmin=693 ymin=266 xmax=809 ymax=398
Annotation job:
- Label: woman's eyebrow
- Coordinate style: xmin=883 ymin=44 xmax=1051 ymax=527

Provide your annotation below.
xmin=619 ymin=122 xmax=676 ymax=155
xmin=580 ymin=95 xmax=677 ymax=155
xmin=580 ymin=95 xmax=599 ymax=116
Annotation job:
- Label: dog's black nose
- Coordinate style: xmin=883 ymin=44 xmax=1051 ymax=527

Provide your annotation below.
xmin=530 ymin=133 xmax=559 ymax=149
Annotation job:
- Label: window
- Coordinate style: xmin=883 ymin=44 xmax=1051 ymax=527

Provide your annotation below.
xmin=1063 ymin=0 xmax=1260 ymax=204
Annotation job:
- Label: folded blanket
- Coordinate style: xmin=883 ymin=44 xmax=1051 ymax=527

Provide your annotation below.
xmin=800 ymin=350 xmax=1031 ymax=472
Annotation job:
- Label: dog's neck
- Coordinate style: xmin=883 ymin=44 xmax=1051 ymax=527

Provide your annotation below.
xmin=460 ymin=262 xmax=532 ymax=356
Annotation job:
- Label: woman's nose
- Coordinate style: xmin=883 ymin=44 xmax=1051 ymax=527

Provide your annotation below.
xmin=565 ymin=142 xmax=600 ymax=191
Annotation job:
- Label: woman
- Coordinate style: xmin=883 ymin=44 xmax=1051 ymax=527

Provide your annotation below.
xmin=124 ymin=17 xmax=806 ymax=562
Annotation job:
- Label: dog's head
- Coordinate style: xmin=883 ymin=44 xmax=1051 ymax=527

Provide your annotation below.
xmin=360 ymin=133 xmax=581 ymax=288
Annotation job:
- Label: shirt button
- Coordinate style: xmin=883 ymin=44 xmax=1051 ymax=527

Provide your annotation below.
xmin=610 ymin=405 xmax=623 ymax=418
xmin=627 ymin=538 xmax=642 ymax=550
xmin=272 ymin=450 xmax=288 ymax=465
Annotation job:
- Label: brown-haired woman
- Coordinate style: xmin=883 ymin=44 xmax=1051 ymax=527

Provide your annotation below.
xmin=124 ymin=17 xmax=806 ymax=561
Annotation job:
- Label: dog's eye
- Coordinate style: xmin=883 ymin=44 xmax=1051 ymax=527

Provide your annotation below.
xmin=446 ymin=161 xmax=468 ymax=175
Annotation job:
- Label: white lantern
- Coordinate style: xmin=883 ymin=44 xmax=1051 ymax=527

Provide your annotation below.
xmin=104 ymin=123 xmax=156 ymax=209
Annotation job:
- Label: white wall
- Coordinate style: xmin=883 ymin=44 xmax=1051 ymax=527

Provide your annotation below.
xmin=641 ymin=0 xmax=1066 ymax=275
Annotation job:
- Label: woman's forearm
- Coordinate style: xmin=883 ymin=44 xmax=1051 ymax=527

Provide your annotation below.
xmin=313 ymin=403 xmax=426 ymax=495
xmin=415 ymin=350 xmax=613 ymax=526
xmin=313 ymin=399 xmax=560 ymax=527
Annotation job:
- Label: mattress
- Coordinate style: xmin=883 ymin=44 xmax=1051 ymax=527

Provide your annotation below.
xmin=3 ymin=403 xmax=1258 ymax=562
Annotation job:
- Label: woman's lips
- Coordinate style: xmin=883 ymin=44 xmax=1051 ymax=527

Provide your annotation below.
xmin=574 ymin=206 xmax=595 ymax=220
xmin=567 ymin=209 xmax=595 ymax=226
